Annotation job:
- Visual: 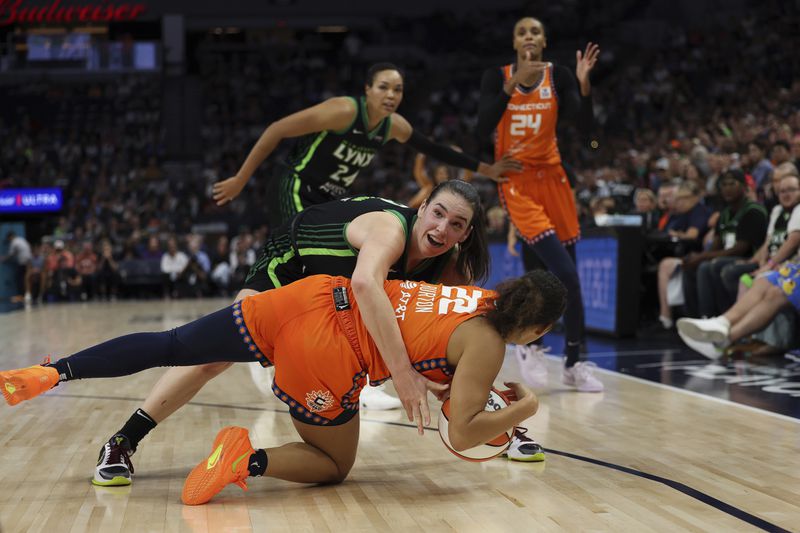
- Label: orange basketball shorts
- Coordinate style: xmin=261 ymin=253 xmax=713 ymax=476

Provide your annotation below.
xmin=241 ymin=276 xmax=367 ymax=426
xmin=498 ymin=164 xmax=580 ymax=245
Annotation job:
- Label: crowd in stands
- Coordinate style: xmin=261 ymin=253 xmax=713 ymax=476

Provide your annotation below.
xmin=2 ymin=4 xmax=800 ymax=355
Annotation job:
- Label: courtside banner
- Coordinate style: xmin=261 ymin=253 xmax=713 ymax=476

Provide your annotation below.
xmin=0 ymin=188 xmax=62 ymax=213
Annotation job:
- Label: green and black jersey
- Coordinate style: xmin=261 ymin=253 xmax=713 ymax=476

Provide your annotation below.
xmin=267 ymin=96 xmax=392 ymax=228
xmin=245 ymin=197 xmax=454 ymax=292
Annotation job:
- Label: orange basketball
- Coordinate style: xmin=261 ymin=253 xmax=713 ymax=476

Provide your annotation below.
xmin=437 ymin=387 xmax=514 ymax=462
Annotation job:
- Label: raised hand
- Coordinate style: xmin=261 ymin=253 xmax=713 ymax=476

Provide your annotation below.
xmin=575 ymin=42 xmax=600 ymax=89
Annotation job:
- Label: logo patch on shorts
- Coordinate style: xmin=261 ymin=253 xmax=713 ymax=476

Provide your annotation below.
xmin=305 ymin=390 xmax=335 ymax=412
xmin=333 ymin=287 xmax=351 ymax=311
xmin=399 ymin=281 xmax=418 ymax=290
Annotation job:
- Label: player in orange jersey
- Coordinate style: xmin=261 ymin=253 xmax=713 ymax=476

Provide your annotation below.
xmin=1 ymin=270 xmax=567 ymax=504
xmin=476 ymin=17 xmax=603 ymax=395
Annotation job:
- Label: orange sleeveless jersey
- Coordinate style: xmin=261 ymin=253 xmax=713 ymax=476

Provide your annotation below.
xmin=494 ymin=63 xmax=562 ymax=169
xmin=239 ymin=275 xmax=496 ymax=424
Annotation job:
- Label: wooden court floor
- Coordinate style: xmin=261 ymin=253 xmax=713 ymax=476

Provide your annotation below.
xmin=0 ymin=299 xmax=798 ymax=532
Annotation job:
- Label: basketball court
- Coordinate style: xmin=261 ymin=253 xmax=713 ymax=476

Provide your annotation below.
xmin=1 ymin=299 xmax=797 ymax=532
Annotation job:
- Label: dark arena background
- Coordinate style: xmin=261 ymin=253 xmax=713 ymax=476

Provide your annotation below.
xmin=0 ymin=1 xmax=798 ymax=531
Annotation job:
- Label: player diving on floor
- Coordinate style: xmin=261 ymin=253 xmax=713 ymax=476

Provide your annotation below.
xmin=1 ymin=270 xmax=566 ymax=504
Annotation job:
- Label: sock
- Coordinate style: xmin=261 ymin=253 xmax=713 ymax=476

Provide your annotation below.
xmin=717 ymin=316 xmax=731 ymax=330
xmin=248 ymin=449 xmax=268 ymax=477
xmin=47 ymin=359 xmax=74 ymax=382
xmin=114 ymin=408 xmax=157 ymax=452
xmin=564 ymin=341 xmax=581 ymax=368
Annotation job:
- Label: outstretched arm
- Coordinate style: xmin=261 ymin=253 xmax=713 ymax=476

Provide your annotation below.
xmin=391 ymin=114 xmax=520 ymax=182
xmin=347 ymin=212 xmax=448 ymax=434
xmin=213 ymin=97 xmax=357 ymax=205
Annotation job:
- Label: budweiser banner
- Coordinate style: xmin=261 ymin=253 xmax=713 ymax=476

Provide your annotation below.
xmin=0 ymin=0 xmax=147 ymax=26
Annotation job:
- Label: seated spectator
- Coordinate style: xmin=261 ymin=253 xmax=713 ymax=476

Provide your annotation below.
xmin=139 ymin=235 xmax=163 ymax=260
xmin=747 ymin=139 xmax=773 ymax=192
xmin=656 ymin=180 xmax=679 ymax=231
xmin=682 ymin=169 xmax=768 ymax=318
xmin=49 ymin=255 xmax=82 ymax=302
xmin=771 ymin=140 xmax=792 ymax=167
xmin=95 ymin=239 xmax=120 ymax=301
xmin=677 ymin=261 xmax=800 ymax=358
xmin=160 ymin=236 xmax=188 ymax=299
xmin=209 ymin=235 xmax=232 ymax=295
xmin=720 ymin=173 xmax=800 ymax=300
xmin=74 ymin=241 xmax=98 ymax=301
xmin=632 ymin=188 xmax=660 ymax=232
xmin=24 ymin=243 xmax=46 ymax=304
xmin=655 ymin=181 xmax=712 ymax=328
xmin=763 ymin=162 xmax=799 ymax=212
xmin=180 ymin=234 xmax=211 ymax=298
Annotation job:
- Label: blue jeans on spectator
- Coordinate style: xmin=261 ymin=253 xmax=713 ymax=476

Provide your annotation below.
xmin=683 ymin=256 xmax=743 ymax=318
xmin=720 ymin=260 xmax=758 ymax=308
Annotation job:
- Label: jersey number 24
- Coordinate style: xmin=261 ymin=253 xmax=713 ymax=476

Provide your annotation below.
xmin=510 ymin=114 xmax=542 ymax=136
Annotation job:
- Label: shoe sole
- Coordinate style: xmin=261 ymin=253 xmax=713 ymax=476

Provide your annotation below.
xmin=1 ymin=368 xmax=58 ymax=406
xmin=677 ymin=320 xmax=728 ymax=345
xmin=505 ymin=452 xmax=545 ymax=462
xmin=92 ymin=475 xmax=132 ymax=487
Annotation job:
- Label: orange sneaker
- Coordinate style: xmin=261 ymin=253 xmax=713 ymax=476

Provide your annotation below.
xmin=182 ymin=426 xmax=254 ymax=505
xmin=1 ymin=360 xmax=59 ymax=406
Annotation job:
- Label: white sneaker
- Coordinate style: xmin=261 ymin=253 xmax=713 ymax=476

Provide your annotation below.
xmin=503 ymin=427 xmax=545 ymax=462
xmin=359 ymin=383 xmax=402 ymax=410
xmin=676 ymin=317 xmax=730 ymax=345
xmin=677 ymin=330 xmax=725 ymax=360
xmin=562 ymin=361 xmax=604 ymax=392
xmin=514 ymin=344 xmax=549 ymax=388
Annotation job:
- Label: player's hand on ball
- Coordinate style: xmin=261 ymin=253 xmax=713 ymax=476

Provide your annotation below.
xmin=502 ymin=381 xmax=536 ymax=404
xmin=213 ymin=176 xmax=247 ymax=205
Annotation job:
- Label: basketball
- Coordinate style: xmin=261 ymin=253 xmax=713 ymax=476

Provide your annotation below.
xmin=438 ymin=387 xmax=514 ymax=462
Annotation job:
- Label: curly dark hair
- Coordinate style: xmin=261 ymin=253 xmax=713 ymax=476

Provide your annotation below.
xmin=485 ymin=270 xmax=567 ymax=339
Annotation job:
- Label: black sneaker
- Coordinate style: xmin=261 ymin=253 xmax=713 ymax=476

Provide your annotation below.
xmin=503 ymin=427 xmax=545 ymax=462
xmin=92 ymin=436 xmax=134 ymax=486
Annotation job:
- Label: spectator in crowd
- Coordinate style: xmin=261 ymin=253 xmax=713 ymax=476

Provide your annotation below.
xmin=139 ymin=235 xmax=163 ymax=261
xmin=655 ymin=181 xmax=713 ymax=329
xmin=746 ymin=140 xmax=773 ymax=191
xmin=75 ymin=241 xmax=98 ymax=301
xmin=723 ymin=173 xmax=800 ymax=291
xmin=1 ymin=231 xmax=32 ymax=303
xmin=160 ymin=236 xmax=188 ymax=299
xmin=677 ymin=260 xmax=800 ymax=358
xmin=632 ymin=188 xmax=659 ymax=232
xmin=763 ymin=162 xmax=799 ymax=212
xmin=49 ymin=254 xmax=82 ymax=302
xmin=209 ymin=235 xmax=232 ymax=295
xmin=656 ymin=181 xmax=678 ymax=231
xmin=180 ymin=235 xmax=211 ymax=298
xmin=24 ymin=243 xmax=46 ymax=304
xmin=95 ymin=239 xmax=120 ymax=301
xmin=771 ymin=140 xmax=792 ymax=167
xmin=682 ymin=170 xmax=768 ymax=318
